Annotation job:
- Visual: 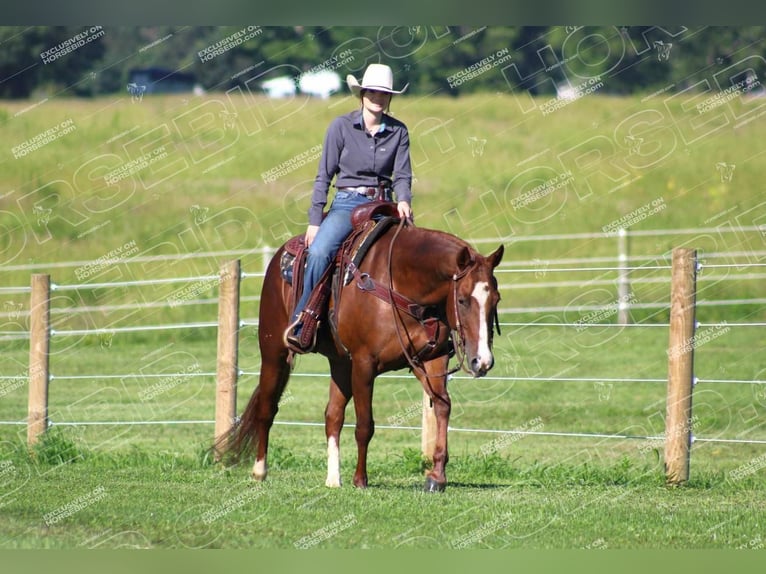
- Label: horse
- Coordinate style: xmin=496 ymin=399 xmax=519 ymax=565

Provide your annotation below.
xmin=221 ymin=214 xmax=504 ymax=492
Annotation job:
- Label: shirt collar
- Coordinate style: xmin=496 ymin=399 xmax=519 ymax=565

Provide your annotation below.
xmin=355 ymin=111 xmax=388 ymax=133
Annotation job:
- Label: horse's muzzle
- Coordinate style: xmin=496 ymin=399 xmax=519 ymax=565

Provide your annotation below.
xmin=469 ymin=355 xmax=494 ymax=378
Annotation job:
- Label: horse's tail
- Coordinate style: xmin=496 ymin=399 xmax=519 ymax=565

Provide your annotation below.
xmin=213 ymin=383 xmax=263 ymax=465
xmin=213 ymin=245 xmax=293 ymax=466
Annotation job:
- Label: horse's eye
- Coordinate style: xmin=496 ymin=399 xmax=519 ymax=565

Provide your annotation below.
xmin=458 ymin=297 xmax=469 ymax=307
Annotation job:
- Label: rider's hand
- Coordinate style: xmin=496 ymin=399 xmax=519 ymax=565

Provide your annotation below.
xmin=397 ymin=201 xmax=412 ymax=222
xmin=304 ymin=224 xmax=320 ymax=247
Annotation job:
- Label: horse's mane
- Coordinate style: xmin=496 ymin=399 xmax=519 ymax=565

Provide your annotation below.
xmin=406 ymin=226 xmax=479 ymax=261
xmin=407 ymin=226 xmax=476 ymax=251
xmin=371 ymin=225 xmax=479 ymax=287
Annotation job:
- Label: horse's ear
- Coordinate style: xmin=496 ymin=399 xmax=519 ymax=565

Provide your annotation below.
xmin=457 ymin=246 xmax=474 ymax=271
xmin=487 ymin=244 xmax=504 ymax=268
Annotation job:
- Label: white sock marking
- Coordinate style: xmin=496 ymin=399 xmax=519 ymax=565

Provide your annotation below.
xmin=325 ymin=436 xmax=341 ymax=487
xmin=253 ymin=458 xmax=267 ymax=480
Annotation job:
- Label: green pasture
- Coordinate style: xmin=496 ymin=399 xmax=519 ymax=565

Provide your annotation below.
xmin=1 ymin=324 xmax=765 ymax=549
xmin=1 ymin=93 xmax=766 ymax=548
xmin=1 ymin=92 xmax=766 ymax=331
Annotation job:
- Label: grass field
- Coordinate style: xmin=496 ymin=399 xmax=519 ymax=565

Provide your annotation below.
xmin=1 ymin=324 xmax=766 ymax=549
xmin=2 ymin=91 xmax=766 ymax=327
xmin=2 ymin=92 xmax=766 ymax=549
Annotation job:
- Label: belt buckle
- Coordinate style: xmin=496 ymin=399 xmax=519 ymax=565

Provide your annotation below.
xmin=363 ymin=187 xmax=376 ymax=199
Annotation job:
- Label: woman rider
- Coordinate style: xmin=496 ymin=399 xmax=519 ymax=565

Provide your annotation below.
xmin=285 ymin=63 xmax=413 ymax=350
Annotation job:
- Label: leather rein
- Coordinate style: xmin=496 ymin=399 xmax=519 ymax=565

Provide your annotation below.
xmin=347 ymin=217 xmax=498 ymax=389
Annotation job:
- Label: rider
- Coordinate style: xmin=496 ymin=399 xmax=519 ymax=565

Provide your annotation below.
xmin=285 ymin=63 xmax=413 ymax=349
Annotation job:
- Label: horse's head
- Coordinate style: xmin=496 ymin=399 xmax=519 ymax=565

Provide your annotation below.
xmin=449 ymin=244 xmax=504 ymax=377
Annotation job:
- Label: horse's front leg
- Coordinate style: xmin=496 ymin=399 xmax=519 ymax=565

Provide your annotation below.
xmin=325 ymin=358 xmax=352 ymax=487
xmin=416 ymin=356 xmax=451 ymax=492
xmin=350 ymin=359 xmax=376 ymax=488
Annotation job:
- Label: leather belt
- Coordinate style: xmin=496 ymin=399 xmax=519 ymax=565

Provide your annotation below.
xmin=338 ymin=185 xmax=393 ymax=201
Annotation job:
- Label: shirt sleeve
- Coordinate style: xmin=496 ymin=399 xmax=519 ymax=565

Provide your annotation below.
xmin=392 ymin=126 xmax=413 ymax=205
xmin=308 ymin=118 xmax=344 ymax=226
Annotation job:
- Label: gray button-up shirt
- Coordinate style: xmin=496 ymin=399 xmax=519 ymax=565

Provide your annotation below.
xmin=308 ymin=110 xmax=413 ymax=226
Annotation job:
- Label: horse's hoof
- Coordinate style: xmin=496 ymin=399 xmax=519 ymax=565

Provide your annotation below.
xmin=325 ymin=476 xmax=342 ymax=488
xmin=424 ymin=476 xmax=446 ymax=493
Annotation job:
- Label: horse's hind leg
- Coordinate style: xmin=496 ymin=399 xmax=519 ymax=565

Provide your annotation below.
xmin=325 ymin=357 xmax=352 ymax=487
xmin=251 ymin=348 xmax=291 ymax=481
xmin=235 ymin=250 xmax=294 ymax=481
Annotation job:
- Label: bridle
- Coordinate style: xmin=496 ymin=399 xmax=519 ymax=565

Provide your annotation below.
xmin=385 ymin=219 xmax=501 ymax=391
xmin=445 ymin=257 xmax=476 ymax=376
xmin=444 ymin=257 xmax=502 ymax=375
xmin=345 ymin=217 xmax=501 ymax=402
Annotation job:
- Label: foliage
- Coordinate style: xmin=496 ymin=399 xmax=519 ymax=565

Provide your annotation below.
xmin=0 ymin=26 xmax=105 ymax=98
xmin=1 ymin=26 xmax=765 ymax=98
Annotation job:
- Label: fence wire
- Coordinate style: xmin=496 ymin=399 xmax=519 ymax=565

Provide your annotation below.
xmin=3 ymin=249 xmax=765 ymax=450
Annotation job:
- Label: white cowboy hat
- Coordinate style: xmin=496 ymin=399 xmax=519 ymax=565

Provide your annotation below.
xmin=346 ymin=64 xmax=408 ymax=96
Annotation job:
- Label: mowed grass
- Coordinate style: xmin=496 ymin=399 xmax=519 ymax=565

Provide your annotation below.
xmin=2 ymin=93 xmax=766 ymax=549
xmin=1 ymin=324 xmax=765 ymax=549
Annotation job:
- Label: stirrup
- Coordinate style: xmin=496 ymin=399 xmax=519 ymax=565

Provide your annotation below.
xmin=283 ymin=316 xmax=303 ymax=346
xmin=283 ymin=314 xmax=317 ymax=353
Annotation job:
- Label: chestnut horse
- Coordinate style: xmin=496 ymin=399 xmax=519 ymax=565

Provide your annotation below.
xmin=223 ymin=218 xmax=504 ymax=491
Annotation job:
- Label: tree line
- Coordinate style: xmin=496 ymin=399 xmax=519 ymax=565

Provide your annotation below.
xmin=1 ymin=26 xmax=764 ymax=99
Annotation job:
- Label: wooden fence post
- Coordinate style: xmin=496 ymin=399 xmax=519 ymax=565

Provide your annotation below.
xmin=215 ymin=260 xmax=241 ymax=459
xmin=28 ymin=273 xmax=51 ymax=448
xmin=664 ymin=248 xmax=697 ymax=485
xmin=617 ymin=228 xmax=631 ymax=324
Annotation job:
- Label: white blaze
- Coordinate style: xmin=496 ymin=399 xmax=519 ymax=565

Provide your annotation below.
xmin=472 ymin=281 xmax=493 ymax=368
xmin=325 ymin=436 xmax=341 ymax=487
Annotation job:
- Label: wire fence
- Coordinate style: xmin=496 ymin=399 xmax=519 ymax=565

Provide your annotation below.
xmin=1 ymin=235 xmax=765 ymax=458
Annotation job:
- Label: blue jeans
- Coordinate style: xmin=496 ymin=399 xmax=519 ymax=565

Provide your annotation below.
xmin=292 ymin=191 xmax=372 ymax=322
